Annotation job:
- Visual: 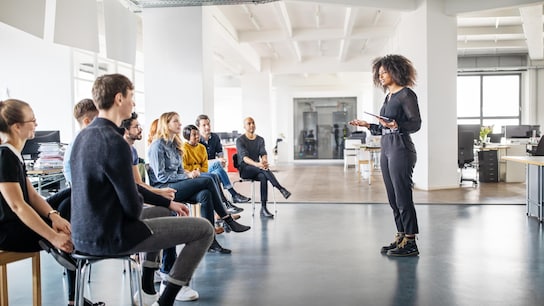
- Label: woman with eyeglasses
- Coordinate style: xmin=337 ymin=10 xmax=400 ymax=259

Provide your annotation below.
xmin=0 ymin=99 xmax=104 ymax=306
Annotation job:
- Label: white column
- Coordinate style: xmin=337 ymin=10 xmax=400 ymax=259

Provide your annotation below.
xmin=392 ymin=0 xmax=459 ymax=190
xmin=142 ymin=7 xmax=214 ymax=127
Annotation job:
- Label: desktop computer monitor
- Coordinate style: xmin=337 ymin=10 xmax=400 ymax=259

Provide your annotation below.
xmin=21 ymin=130 xmax=60 ymax=161
xmin=502 ymin=125 xmax=539 ymax=138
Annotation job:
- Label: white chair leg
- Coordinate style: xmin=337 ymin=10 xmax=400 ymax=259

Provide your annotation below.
xmin=251 ymin=181 xmax=256 ymax=216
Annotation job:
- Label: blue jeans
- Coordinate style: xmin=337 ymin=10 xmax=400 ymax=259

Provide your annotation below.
xmin=208 ymin=160 xmax=232 ymax=189
xmin=130 ymin=206 xmax=214 ymax=286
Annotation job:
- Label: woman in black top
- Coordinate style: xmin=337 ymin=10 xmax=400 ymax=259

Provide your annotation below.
xmin=0 ymin=99 xmax=104 ymax=306
xmin=349 ymin=55 xmax=422 ymax=257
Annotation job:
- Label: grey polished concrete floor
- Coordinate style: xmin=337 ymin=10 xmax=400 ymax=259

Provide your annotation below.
xmin=6 ymin=203 xmax=544 ymax=306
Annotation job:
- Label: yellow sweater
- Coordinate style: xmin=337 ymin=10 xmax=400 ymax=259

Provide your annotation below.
xmin=182 ymin=142 xmax=209 ymax=172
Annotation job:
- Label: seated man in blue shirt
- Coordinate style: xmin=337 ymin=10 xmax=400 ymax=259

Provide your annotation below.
xmin=196 ymin=114 xmax=250 ymax=209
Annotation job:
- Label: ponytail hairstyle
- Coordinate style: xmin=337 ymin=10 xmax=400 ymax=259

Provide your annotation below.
xmin=0 ymin=99 xmax=30 ymax=134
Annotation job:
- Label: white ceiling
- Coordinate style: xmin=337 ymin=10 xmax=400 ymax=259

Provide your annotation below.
xmin=127 ymin=0 xmax=544 ymax=78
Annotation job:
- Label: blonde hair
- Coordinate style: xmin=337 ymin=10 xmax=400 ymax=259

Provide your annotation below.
xmin=147 ymin=118 xmax=158 ymax=145
xmin=157 ymin=112 xmax=183 ymax=155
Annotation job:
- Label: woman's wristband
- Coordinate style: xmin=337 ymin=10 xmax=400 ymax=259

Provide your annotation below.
xmin=47 ymin=209 xmax=60 ymax=220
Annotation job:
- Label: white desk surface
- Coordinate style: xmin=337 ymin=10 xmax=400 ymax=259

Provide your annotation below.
xmin=502 ymin=155 xmax=544 ymax=166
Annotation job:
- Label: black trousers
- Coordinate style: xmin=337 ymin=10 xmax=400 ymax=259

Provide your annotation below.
xmin=380 ymin=134 xmax=419 ymax=235
xmin=240 ymin=165 xmax=283 ymax=204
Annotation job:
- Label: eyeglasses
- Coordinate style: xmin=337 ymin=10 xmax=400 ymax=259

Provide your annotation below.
xmin=21 ymin=118 xmax=37 ymax=124
xmin=130 ymin=124 xmax=142 ymax=130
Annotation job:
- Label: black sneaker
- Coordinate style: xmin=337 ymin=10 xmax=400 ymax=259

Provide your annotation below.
xmin=386 ymin=237 xmax=419 ymax=257
xmin=380 ymin=233 xmax=404 ymax=254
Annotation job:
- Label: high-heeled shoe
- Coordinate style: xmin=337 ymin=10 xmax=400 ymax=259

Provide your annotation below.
xmin=222 ymin=215 xmax=251 ymax=232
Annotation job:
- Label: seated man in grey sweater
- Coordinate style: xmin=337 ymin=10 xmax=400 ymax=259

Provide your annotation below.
xmin=70 ymin=73 xmax=213 ymax=306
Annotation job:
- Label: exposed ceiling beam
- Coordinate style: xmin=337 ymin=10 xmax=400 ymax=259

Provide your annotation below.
xmin=274 ymin=1 xmax=301 ymax=62
xmin=338 ymin=7 xmax=358 ymax=62
xmin=519 ymin=4 xmax=544 ymax=59
xmin=290 ymin=0 xmax=418 ymax=11
xmin=457 ymin=25 xmax=524 ymax=36
xmin=209 ymin=7 xmax=261 ymax=71
xmin=238 ymin=26 xmax=394 ymax=43
xmin=445 ymin=0 xmax=543 ymax=15
xmin=457 ymin=39 xmax=527 ymax=49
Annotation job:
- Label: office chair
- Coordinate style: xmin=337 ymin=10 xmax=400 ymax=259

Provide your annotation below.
xmin=532 ymin=137 xmax=544 ymax=156
xmin=458 ymin=131 xmax=478 ymax=186
xmin=232 ymin=153 xmax=277 ymax=216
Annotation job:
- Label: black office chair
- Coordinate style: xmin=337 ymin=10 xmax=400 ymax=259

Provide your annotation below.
xmin=458 ymin=131 xmax=478 ymax=186
xmin=533 ymin=137 xmax=544 ymax=156
xmin=232 ymin=153 xmax=277 ymax=216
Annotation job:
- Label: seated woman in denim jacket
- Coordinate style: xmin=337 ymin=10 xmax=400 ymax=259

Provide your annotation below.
xmin=147 ymin=112 xmax=250 ymax=254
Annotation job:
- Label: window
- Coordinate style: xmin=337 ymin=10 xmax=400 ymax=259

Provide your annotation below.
xmin=457 ymin=74 xmax=521 ymax=133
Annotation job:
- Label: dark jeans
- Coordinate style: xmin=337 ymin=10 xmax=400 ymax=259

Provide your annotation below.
xmin=165 ymin=176 xmax=229 ymax=225
xmin=380 ymin=133 xmax=419 ymax=235
xmin=239 ymin=165 xmax=284 ymax=203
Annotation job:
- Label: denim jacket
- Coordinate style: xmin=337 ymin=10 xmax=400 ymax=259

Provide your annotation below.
xmin=147 ymin=138 xmax=188 ymax=186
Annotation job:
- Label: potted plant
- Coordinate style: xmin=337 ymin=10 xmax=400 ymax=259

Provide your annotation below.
xmin=480 ymin=125 xmax=493 ymax=145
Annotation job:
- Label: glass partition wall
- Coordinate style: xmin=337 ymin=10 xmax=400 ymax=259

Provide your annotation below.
xmin=293 ymin=97 xmax=357 ymax=160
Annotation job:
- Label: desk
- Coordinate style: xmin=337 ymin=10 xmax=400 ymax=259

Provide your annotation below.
xmin=27 ymin=168 xmax=64 ymax=194
xmin=477 ymin=144 xmax=525 ymax=182
xmin=501 ymin=156 xmax=544 ymax=222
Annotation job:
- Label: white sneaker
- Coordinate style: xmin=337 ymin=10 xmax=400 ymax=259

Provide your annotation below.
xmin=133 ymin=290 xmax=158 ymax=306
xmin=159 ymin=281 xmax=199 ymax=301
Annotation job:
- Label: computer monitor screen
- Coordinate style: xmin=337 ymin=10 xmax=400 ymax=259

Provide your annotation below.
xmin=21 ymin=130 xmax=60 ymax=160
xmin=502 ymin=125 xmax=539 ymax=138
xmin=457 ymin=124 xmax=481 ymax=142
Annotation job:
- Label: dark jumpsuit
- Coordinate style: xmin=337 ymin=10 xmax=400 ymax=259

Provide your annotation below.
xmin=368 ymin=87 xmax=422 ymax=234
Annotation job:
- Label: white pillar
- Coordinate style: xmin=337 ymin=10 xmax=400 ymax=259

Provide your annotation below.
xmin=142 ymin=7 xmax=214 ymax=127
xmin=392 ymin=0 xmax=459 ymax=190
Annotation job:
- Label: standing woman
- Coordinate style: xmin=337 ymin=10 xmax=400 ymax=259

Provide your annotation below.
xmin=349 ymin=55 xmax=422 ymax=257
xmin=0 ymin=99 xmax=103 ymax=305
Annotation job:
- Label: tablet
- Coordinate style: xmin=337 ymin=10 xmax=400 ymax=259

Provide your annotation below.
xmin=364 ymin=111 xmax=391 ymax=122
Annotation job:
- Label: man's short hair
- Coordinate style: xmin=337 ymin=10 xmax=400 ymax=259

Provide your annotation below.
xmin=195 ymin=114 xmax=209 ymax=127
xmin=120 ymin=112 xmax=138 ymax=130
xmin=92 ymin=74 xmax=134 ymax=110
xmin=73 ymin=98 xmax=98 ymax=125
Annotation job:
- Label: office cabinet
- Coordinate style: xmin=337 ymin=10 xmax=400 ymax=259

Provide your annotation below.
xmin=478 ymin=150 xmax=498 ymax=182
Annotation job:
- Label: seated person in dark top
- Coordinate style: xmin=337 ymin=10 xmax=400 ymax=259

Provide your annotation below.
xmin=196 ymin=114 xmax=250 ymax=207
xmin=236 ymin=117 xmax=291 ymax=218
xmin=70 ymin=73 xmax=214 ymax=306
xmin=0 ymin=99 xmax=105 ymax=306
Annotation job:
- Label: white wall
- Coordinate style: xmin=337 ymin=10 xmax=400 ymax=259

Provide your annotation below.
xmin=0 ymin=22 xmax=73 ymax=143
